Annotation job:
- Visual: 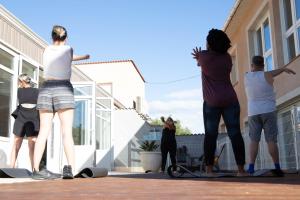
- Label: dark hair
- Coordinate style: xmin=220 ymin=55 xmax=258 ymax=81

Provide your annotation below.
xmin=252 ymin=56 xmax=264 ymax=67
xmin=206 ymin=29 xmax=231 ymax=53
xmin=51 ymin=25 xmax=67 ymax=41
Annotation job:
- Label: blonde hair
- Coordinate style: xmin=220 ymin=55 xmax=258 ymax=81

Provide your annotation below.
xmin=18 ymin=74 xmax=32 ymax=87
xmin=52 ymin=25 xmax=67 ymax=41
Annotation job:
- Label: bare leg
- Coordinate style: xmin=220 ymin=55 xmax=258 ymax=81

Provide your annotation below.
xmin=10 ymin=136 xmax=23 ymax=168
xmin=267 ymin=142 xmax=279 ymax=164
xmin=27 ymin=136 xmax=37 ymax=171
xmin=33 ymin=111 xmax=53 ymax=171
xmin=249 ymin=141 xmax=259 ymax=164
xmin=57 ymin=109 xmax=75 ymax=173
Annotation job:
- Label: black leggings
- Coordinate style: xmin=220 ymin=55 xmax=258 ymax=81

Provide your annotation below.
xmin=161 ymin=139 xmax=177 ymax=172
xmin=203 ymin=101 xmax=245 ymax=166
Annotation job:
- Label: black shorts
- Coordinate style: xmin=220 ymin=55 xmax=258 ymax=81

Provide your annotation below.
xmin=14 ymin=121 xmax=38 ymax=137
xmin=13 ymin=106 xmax=39 ymax=138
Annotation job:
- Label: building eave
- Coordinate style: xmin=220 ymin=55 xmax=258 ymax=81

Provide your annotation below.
xmin=223 ymin=0 xmax=242 ymax=32
xmin=76 ymin=59 xmax=146 ymax=83
xmin=0 ymin=4 xmax=48 ymax=48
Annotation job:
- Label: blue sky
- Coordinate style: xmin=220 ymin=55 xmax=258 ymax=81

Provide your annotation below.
xmin=1 ymin=0 xmax=235 ymax=133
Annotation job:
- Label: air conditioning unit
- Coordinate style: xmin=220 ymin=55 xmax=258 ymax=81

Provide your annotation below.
xmin=136 ymin=96 xmax=142 ymax=113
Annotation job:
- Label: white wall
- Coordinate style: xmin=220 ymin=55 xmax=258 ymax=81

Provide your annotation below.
xmin=76 ymin=61 xmax=146 ymax=113
xmin=0 ymin=139 xmax=11 ymax=168
xmin=113 ymin=109 xmax=150 ymax=171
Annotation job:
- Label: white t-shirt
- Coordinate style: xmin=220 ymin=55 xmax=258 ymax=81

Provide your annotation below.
xmin=43 ymin=45 xmax=73 ymax=80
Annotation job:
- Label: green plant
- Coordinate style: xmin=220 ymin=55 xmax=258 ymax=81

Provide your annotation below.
xmin=150 ymin=118 xmax=192 ymax=135
xmin=140 ymin=141 xmax=159 ymax=152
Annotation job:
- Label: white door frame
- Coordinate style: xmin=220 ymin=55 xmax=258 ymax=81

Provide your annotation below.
xmin=95 ymin=97 xmax=113 ymax=170
xmin=72 ymin=82 xmax=96 ymax=171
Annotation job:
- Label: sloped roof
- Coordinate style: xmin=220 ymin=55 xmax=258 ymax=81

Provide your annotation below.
xmin=75 ymin=59 xmax=146 ymax=83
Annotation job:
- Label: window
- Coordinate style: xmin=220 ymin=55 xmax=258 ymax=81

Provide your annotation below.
xmin=39 ymin=68 xmax=44 ymax=87
xmin=95 ymin=98 xmax=112 ymax=150
xmin=0 ymin=70 xmax=13 ymax=137
xmin=281 ymin=0 xmax=300 ymax=63
xmin=73 ymin=99 xmax=92 ymax=145
xmin=73 ymin=84 xmax=93 ymax=145
xmin=253 ymin=17 xmax=273 ymax=71
xmin=0 ymin=48 xmax=15 ymax=137
xmin=21 ymin=60 xmax=38 ymax=87
xmin=0 ymin=48 xmax=14 ymax=70
xmin=278 ymin=110 xmax=297 ymax=169
xmin=230 ymin=55 xmax=238 ymax=85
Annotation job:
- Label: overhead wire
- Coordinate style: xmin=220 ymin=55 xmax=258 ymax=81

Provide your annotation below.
xmin=145 ymin=74 xmax=200 ymax=85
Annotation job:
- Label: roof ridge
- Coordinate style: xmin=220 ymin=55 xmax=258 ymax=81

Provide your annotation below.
xmin=74 ymin=59 xmax=133 ymax=65
xmin=75 ymin=59 xmax=146 ymax=82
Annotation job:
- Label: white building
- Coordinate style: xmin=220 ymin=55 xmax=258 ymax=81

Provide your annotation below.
xmin=0 ymin=5 xmax=152 ymax=173
xmin=76 ymin=60 xmax=147 ymax=114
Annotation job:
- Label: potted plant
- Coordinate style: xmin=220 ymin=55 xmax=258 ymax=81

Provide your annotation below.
xmin=140 ymin=141 xmax=161 ymax=172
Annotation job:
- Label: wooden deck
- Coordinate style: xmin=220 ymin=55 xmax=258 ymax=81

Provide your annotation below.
xmin=0 ymin=173 xmax=299 ymax=200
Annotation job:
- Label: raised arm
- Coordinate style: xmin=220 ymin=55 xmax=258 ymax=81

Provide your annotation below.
xmin=266 ymin=66 xmax=296 ymax=78
xmin=70 ymin=48 xmax=90 ymax=61
xmin=72 ymin=54 xmax=90 ymax=61
xmin=191 ymin=47 xmax=203 ymax=66
xmin=160 ymin=116 xmax=165 ymax=123
xmin=265 ymin=66 xmax=296 ymax=85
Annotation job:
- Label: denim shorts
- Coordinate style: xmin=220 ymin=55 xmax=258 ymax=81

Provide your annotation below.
xmin=37 ymin=80 xmax=75 ymax=112
xmin=248 ymin=111 xmax=278 ymax=143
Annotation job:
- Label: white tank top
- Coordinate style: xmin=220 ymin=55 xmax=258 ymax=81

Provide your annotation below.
xmin=43 ymin=45 xmax=73 ymax=80
xmin=244 ymin=71 xmax=276 ymax=116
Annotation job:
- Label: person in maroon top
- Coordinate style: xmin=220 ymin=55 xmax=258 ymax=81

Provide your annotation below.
xmin=192 ymin=29 xmax=246 ymax=176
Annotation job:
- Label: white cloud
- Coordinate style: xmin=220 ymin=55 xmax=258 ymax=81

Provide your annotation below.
xmin=148 ymin=88 xmax=204 ymax=133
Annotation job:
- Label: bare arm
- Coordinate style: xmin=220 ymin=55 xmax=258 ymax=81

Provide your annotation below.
xmin=266 ymin=67 xmax=296 ymax=78
xmin=265 ymin=67 xmax=296 ymax=85
xmin=70 ymin=48 xmax=90 ymax=61
xmin=72 ymin=54 xmax=90 ymax=61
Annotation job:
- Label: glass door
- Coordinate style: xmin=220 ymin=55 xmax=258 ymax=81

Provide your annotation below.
xmin=293 ymin=104 xmax=300 ymax=170
xmin=278 ymin=109 xmax=297 ymax=170
xmin=19 ymin=56 xmax=39 ymax=87
xmin=0 ymin=44 xmax=18 ymax=168
xmin=0 ymin=45 xmax=18 ymax=139
xmin=47 ymin=82 xmax=96 ymax=173
xmin=72 ymin=82 xmax=95 ymax=172
xmin=95 ymin=97 xmax=113 ymax=170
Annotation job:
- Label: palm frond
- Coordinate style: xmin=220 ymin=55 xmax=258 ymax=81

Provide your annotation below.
xmin=140 ymin=140 xmax=159 ymax=151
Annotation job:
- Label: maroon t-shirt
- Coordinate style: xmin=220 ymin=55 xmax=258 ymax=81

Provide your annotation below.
xmin=197 ymin=50 xmax=238 ymax=107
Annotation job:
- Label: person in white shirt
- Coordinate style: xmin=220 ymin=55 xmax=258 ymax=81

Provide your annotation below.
xmin=32 ymin=25 xmax=90 ymax=180
xmin=244 ymin=56 xmax=295 ymax=176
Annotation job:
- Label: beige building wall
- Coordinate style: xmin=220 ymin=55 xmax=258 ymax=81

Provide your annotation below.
xmin=224 ymin=0 xmax=300 ymax=131
xmin=0 ymin=5 xmax=47 ymax=64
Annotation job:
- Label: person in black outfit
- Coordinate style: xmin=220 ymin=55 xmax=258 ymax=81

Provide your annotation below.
xmin=10 ymin=74 xmax=39 ymax=170
xmin=160 ymin=116 xmax=177 ymax=172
